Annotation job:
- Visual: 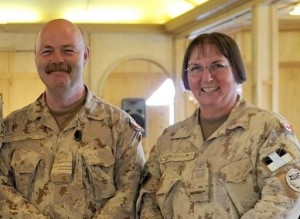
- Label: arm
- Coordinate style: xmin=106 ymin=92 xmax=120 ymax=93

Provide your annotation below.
xmin=137 ymin=143 xmax=163 ymax=219
xmin=241 ymin=118 xmax=300 ymax=219
xmin=94 ymin=118 xmax=145 ymax=219
xmin=0 ymin=143 xmax=48 ymax=219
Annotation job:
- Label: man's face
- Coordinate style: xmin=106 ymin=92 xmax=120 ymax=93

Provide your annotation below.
xmin=35 ymin=20 xmax=89 ymax=92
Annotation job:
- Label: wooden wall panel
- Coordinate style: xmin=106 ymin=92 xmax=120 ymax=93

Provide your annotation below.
xmin=0 ymin=52 xmax=11 ymax=74
xmin=0 ymin=51 xmax=45 ymax=117
xmin=103 ymin=59 xmax=170 ymax=154
xmin=0 ymin=78 xmax=10 ymax=117
xmin=278 ymin=31 xmax=300 ymax=138
xmin=144 ymin=105 xmax=169 ymax=159
xmin=9 ymin=75 xmax=45 ymax=113
xmin=279 ymin=31 xmax=300 ymax=61
xmin=279 ymin=66 xmax=300 ymax=137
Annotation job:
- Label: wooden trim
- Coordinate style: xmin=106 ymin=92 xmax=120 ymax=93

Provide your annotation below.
xmin=279 ymin=62 xmax=300 ymax=68
xmin=0 ymin=23 xmax=168 ymax=34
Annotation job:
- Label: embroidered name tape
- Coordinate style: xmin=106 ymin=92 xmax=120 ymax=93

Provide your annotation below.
xmin=286 ymin=169 xmax=300 ymax=192
xmin=262 ymin=148 xmax=293 ymax=172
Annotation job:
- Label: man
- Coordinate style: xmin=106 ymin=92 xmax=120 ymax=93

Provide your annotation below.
xmin=0 ymin=19 xmax=144 ymax=219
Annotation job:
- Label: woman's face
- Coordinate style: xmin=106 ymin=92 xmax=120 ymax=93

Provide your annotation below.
xmin=187 ymin=44 xmax=239 ymax=116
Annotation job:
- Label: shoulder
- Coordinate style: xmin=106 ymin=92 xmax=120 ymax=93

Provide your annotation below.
xmin=159 ymin=110 xmax=198 ymax=139
xmin=4 ymin=102 xmax=36 ymax=125
xmin=237 ymin=100 xmax=294 ymax=135
xmin=4 ymin=93 xmax=46 ymax=122
xmin=85 ymin=93 xmax=142 ymax=131
xmin=86 ymin=94 xmax=128 ymax=119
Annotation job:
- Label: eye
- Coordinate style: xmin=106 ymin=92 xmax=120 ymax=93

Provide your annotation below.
xmin=63 ymin=48 xmax=76 ymax=54
xmin=39 ymin=49 xmax=52 ymax=55
xmin=210 ymin=63 xmax=227 ymax=71
xmin=189 ymin=65 xmax=203 ymax=73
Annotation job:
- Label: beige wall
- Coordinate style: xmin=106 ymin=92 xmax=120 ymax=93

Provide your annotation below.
xmin=102 ymin=60 xmax=170 ymax=158
xmin=88 ymin=33 xmax=174 ymax=96
xmin=278 ymin=31 xmax=300 ymax=136
xmin=0 ymin=33 xmax=45 ymax=116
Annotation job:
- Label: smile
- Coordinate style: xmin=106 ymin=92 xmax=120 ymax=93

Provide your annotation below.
xmin=201 ymin=87 xmax=219 ymax=93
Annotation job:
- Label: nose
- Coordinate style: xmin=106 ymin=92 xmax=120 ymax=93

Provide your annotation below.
xmin=201 ymin=68 xmax=213 ymax=82
xmin=52 ymin=50 xmax=64 ymax=63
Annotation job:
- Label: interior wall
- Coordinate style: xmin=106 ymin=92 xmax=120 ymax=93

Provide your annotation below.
xmin=0 ymin=49 xmax=45 ymax=117
xmin=88 ymin=32 xmax=174 ymax=96
xmin=278 ymin=30 xmax=300 ymax=136
xmin=227 ymin=28 xmax=300 ymax=137
xmin=102 ymin=59 xmax=170 ymax=158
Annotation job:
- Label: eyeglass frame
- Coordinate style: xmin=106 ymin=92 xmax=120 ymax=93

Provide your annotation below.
xmin=185 ymin=63 xmax=229 ymax=77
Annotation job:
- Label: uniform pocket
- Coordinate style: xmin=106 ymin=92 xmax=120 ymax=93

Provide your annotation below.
xmin=82 ymin=146 xmax=116 ymax=200
xmin=220 ymin=158 xmax=259 ymax=215
xmin=11 ymin=148 xmax=41 ymax=198
xmin=156 ymin=170 xmax=182 ymax=219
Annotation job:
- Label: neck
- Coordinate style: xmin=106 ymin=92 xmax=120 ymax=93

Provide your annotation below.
xmin=200 ymin=107 xmax=230 ymax=119
xmin=45 ymin=84 xmax=86 ymax=112
xmin=200 ymin=95 xmax=238 ymax=119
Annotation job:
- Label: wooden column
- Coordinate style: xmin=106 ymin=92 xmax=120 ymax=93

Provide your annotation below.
xmin=252 ymin=2 xmax=279 ymax=111
xmin=173 ymin=37 xmax=192 ymax=123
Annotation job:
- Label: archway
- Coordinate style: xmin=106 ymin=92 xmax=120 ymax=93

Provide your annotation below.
xmin=102 ymin=58 xmax=172 ymax=158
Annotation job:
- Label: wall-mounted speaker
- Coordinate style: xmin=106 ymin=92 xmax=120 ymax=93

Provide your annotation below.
xmin=122 ymin=98 xmax=146 ymax=136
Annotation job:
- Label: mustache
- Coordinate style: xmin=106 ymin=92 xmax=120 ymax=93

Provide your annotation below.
xmin=45 ymin=63 xmax=72 ymax=74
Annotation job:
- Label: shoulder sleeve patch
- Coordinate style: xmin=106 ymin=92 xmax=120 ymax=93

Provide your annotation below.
xmin=286 ymin=169 xmax=300 ymax=192
xmin=262 ymin=148 xmax=293 ymax=172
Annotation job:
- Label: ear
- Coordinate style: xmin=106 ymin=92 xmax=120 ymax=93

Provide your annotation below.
xmin=83 ymin=46 xmax=90 ymax=64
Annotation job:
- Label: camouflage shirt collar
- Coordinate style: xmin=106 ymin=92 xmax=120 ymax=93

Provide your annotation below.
xmin=171 ymin=95 xmax=250 ymax=139
xmin=27 ymin=87 xmax=110 ymax=122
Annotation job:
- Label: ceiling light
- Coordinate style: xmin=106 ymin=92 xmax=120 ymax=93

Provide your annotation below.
xmin=65 ymin=8 xmax=142 ymax=23
xmin=166 ymin=2 xmax=194 ymax=18
xmin=289 ymin=4 xmax=300 ymax=15
xmin=0 ymin=9 xmax=38 ymax=23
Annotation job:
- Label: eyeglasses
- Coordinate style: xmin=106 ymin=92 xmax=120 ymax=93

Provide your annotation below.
xmin=185 ymin=63 xmax=229 ymax=77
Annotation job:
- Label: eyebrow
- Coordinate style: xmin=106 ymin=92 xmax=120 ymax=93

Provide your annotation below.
xmin=188 ymin=60 xmax=226 ymax=65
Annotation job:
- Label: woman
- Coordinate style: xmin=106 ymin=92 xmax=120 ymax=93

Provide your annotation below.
xmin=138 ymin=32 xmax=300 ymax=218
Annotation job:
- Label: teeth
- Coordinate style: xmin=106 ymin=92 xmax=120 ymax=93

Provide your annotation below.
xmin=202 ymin=87 xmax=218 ymax=93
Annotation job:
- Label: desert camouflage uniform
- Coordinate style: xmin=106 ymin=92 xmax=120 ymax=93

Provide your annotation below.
xmin=138 ymin=96 xmax=300 ymax=219
xmin=0 ymin=98 xmax=3 ymax=154
xmin=0 ymin=88 xmax=145 ymax=219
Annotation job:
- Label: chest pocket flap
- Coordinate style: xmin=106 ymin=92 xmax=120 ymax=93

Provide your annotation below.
xmin=81 ymin=146 xmax=116 ymax=200
xmin=12 ymin=148 xmax=41 ymax=174
xmin=11 ymin=148 xmax=41 ymax=198
xmin=219 ymin=158 xmax=258 ymax=215
xmin=82 ymin=146 xmax=115 ymax=167
xmin=156 ymin=170 xmax=182 ymax=219
xmin=220 ymin=158 xmax=253 ymax=183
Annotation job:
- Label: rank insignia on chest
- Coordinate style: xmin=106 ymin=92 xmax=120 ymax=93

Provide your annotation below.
xmin=262 ymin=148 xmax=293 ymax=172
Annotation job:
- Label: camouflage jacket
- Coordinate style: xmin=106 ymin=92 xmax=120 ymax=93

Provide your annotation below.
xmin=0 ymin=89 xmax=145 ymax=219
xmin=138 ymin=96 xmax=300 ymax=219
